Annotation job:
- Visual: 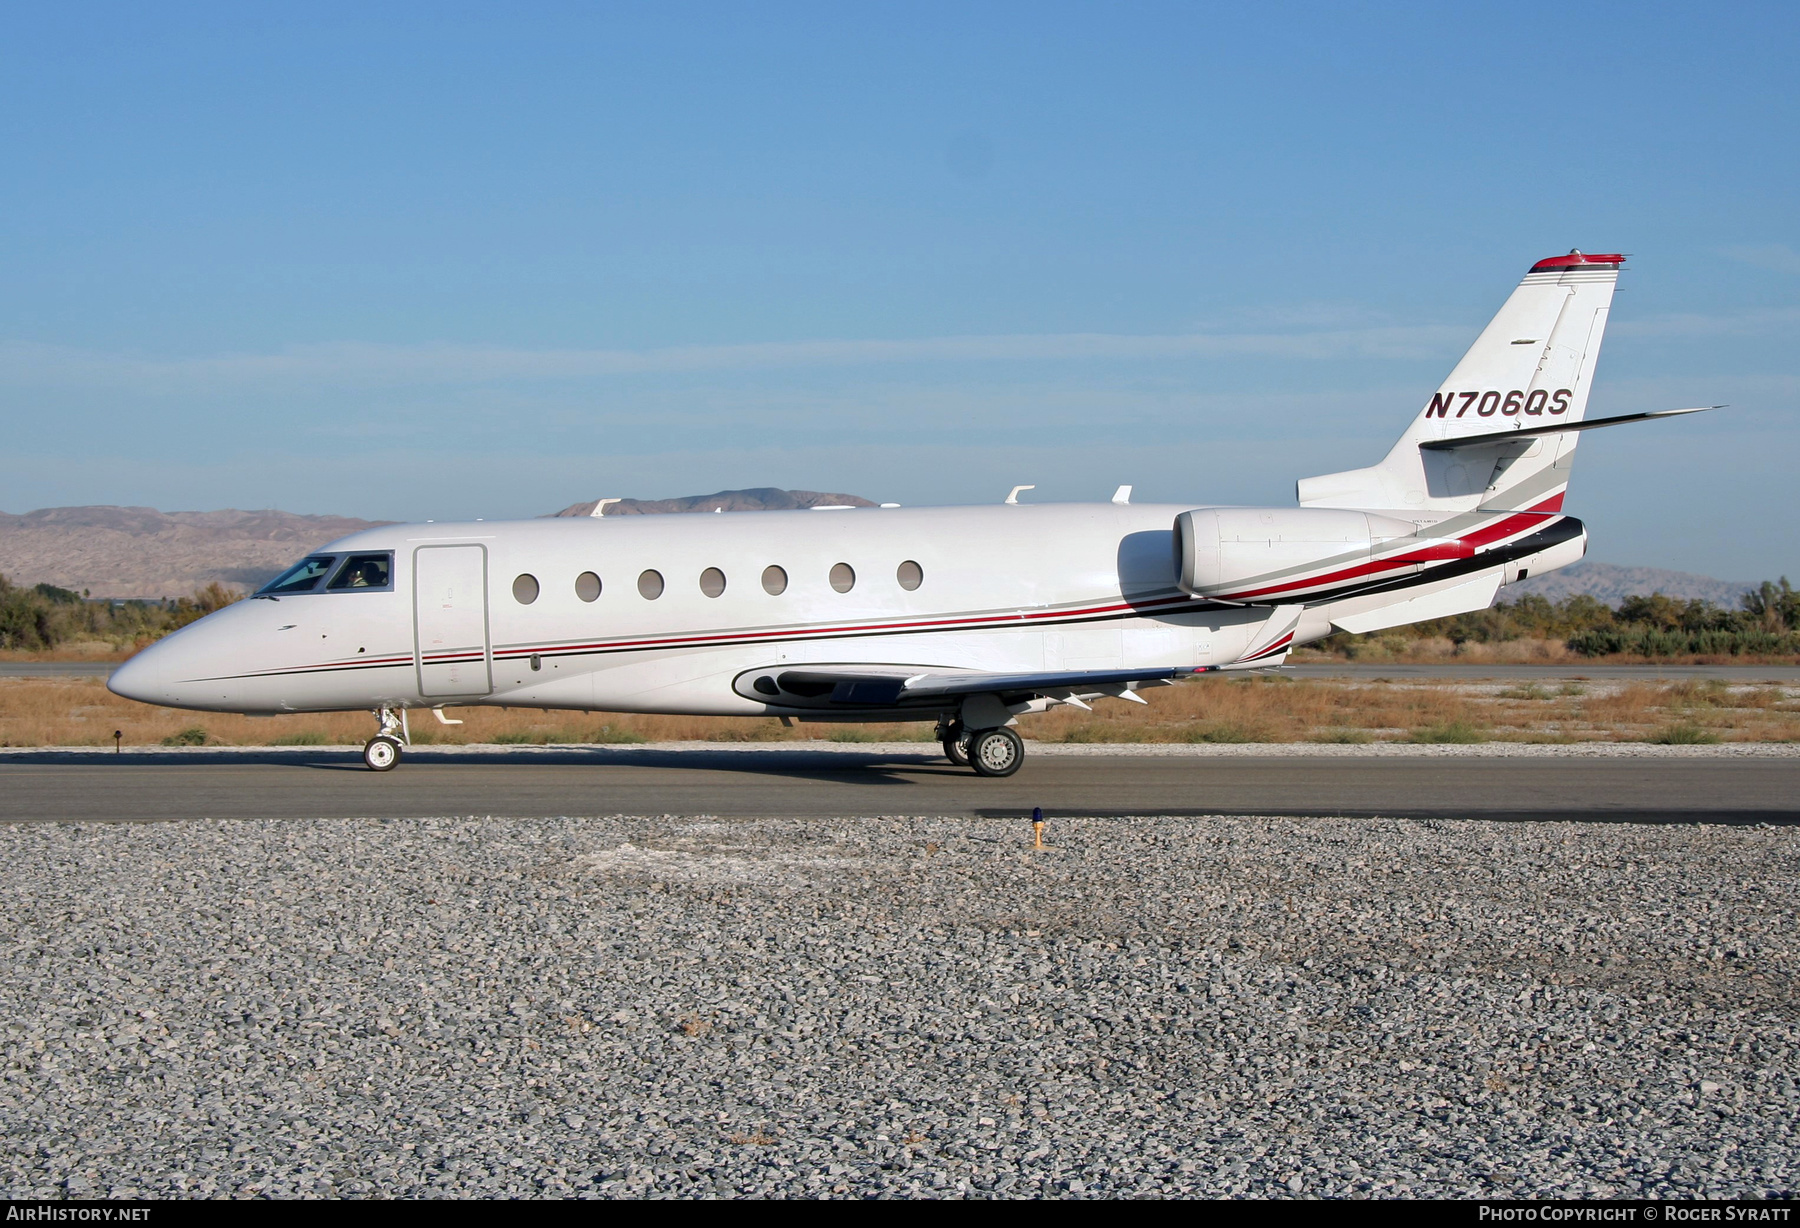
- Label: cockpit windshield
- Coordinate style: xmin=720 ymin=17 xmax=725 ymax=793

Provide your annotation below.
xmin=258 ymin=555 xmax=338 ymax=594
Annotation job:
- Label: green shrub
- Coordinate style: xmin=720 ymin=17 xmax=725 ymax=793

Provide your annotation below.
xmin=271 ymin=730 xmax=329 ymax=746
xmin=1569 ymin=625 xmax=1800 ymax=657
xmin=161 ymin=727 xmax=207 ymax=747
xmin=493 ymin=729 xmax=581 ymax=744
xmin=1648 ymin=723 xmax=1721 ymax=745
xmin=1309 ymin=728 xmax=1373 ymax=744
xmin=1181 ymin=721 xmax=1267 ymax=744
xmin=708 ymin=724 xmax=788 ymax=742
xmin=1410 ymin=720 xmax=1486 ymax=744
xmin=589 ymin=726 xmax=648 ymax=744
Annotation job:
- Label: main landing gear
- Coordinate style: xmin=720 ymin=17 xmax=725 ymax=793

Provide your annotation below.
xmin=936 ymin=719 xmax=1024 ymax=778
xmin=938 ymin=720 xmax=973 ymax=767
xmin=363 ymin=706 xmax=406 ymax=772
xmin=967 ymin=727 xmax=1024 ymax=777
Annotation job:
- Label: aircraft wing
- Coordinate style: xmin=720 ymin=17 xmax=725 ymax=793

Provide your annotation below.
xmin=762 ymin=664 xmax=1209 ymax=708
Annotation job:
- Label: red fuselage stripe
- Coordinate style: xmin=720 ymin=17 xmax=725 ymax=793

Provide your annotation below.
xmin=1213 ymin=501 xmax=1562 ymax=602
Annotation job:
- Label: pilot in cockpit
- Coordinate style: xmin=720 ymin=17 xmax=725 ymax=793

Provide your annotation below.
xmin=330 ymin=556 xmax=390 ymax=590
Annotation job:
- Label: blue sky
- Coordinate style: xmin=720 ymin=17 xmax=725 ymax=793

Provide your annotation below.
xmin=2 ymin=1 xmax=1795 ymax=579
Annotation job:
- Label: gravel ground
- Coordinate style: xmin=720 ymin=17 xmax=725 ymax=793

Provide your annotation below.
xmin=3 ymin=813 xmax=1797 ymax=1199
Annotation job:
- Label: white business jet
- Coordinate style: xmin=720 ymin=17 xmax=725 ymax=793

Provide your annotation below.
xmin=110 ymin=252 xmax=1711 ymax=775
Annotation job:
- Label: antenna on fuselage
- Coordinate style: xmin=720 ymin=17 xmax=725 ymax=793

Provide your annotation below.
xmin=1005 ymin=485 xmax=1035 ymax=505
xmin=590 ymin=498 xmax=623 ymax=518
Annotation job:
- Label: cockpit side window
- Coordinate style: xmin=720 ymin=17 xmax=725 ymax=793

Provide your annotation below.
xmin=258 ymin=555 xmax=339 ymax=594
xmin=327 ymin=553 xmax=394 ymax=591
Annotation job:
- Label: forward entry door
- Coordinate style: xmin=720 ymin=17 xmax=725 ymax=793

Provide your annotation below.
xmin=413 ymin=545 xmax=492 ymax=698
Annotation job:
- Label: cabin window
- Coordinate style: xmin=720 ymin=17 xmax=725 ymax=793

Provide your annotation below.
xmin=638 ymin=569 xmax=664 ymax=600
xmin=258 ymin=555 xmax=337 ymax=594
xmin=896 ymin=560 xmax=923 ymax=591
xmin=761 ymin=565 xmax=787 ymax=595
xmin=512 ymin=574 xmax=540 ymax=604
xmin=575 ymin=571 xmax=602 ymax=602
xmin=700 ymin=567 xmax=726 ymax=598
xmin=830 ymin=563 xmax=856 ymax=593
xmin=327 ymin=553 xmax=392 ymax=591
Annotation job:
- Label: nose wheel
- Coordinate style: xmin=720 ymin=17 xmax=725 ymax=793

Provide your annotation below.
xmin=363 ymin=735 xmax=402 ymax=771
xmin=363 ymin=706 xmax=408 ymax=771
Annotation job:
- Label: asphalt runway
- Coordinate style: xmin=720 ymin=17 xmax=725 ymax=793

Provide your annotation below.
xmin=3 ymin=748 xmax=1795 ymax=825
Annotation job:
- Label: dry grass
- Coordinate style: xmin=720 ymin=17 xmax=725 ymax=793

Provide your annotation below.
xmin=1031 ymin=674 xmax=1491 ymax=744
xmin=6 ymin=675 xmax=1796 ymax=747
xmin=1296 ymin=635 xmax=1582 ymax=665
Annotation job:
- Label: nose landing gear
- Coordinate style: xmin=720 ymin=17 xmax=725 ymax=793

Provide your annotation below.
xmin=363 ymin=706 xmax=408 ymax=772
xmin=364 ymin=736 xmax=401 ymax=771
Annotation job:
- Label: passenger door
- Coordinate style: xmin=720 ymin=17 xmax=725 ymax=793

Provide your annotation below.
xmin=413 ymin=545 xmax=493 ymax=698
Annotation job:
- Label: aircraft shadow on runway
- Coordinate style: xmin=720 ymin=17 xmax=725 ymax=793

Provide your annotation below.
xmin=2 ymin=745 xmax=970 ymax=785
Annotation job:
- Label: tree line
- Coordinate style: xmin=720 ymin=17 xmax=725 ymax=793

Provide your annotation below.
xmin=0 ymin=576 xmax=240 ymax=652
xmin=1326 ymin=578 xmax=1800 ymax=658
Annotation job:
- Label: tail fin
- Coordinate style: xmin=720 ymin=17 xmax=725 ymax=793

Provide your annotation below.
xmin=1298 ymin=251 xmax=1621 ymax=515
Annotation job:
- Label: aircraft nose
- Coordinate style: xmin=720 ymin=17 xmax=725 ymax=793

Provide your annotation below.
xmin=107 ymin=645 xmax=170 ymax=705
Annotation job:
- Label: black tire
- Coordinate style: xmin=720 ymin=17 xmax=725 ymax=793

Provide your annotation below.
xmin=968 ymin=727 xmax=1024 ymax=778
xmin=363 ymin=735 xmax=402 ymax=772
xmin=941 ymin=723 xmax=971 ymax=767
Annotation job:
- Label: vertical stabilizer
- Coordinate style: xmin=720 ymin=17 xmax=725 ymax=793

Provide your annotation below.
xmin=1298 ymin=251 xmax=1621 ymax=515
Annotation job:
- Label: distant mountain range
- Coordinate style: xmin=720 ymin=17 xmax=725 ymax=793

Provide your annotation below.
xmin=0 ymin=506 xmax=390 ymax=600
xmin=1508 ymin=560 xmax=1755 ymax=610
xmin=0 ymin=490 xmax=870 ymax=598
xmin=0 ymin=496 xmax=1765 ymax=608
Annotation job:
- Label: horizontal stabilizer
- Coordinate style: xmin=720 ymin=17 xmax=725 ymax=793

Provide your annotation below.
xmin=1418 ymin=406 xmax=1722 ymax=451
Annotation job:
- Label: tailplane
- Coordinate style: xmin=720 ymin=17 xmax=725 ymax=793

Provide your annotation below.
xmin=1299 ymin=251 xmax=1622 ymax=516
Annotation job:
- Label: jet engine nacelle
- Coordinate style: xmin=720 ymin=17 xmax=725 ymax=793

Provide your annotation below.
xmin=1173 ymin=507 xmax=1420 ymax=601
